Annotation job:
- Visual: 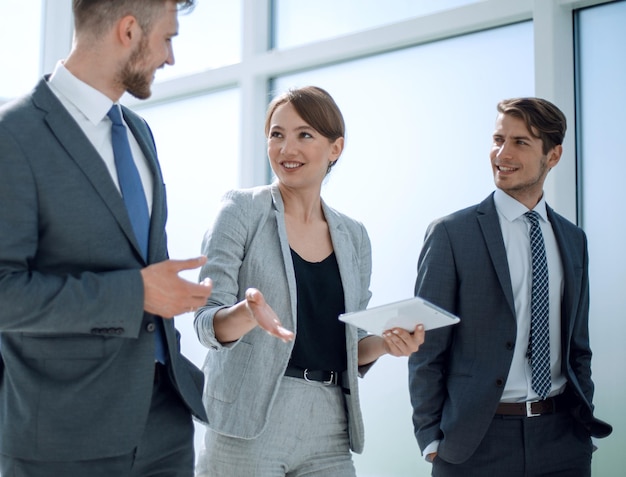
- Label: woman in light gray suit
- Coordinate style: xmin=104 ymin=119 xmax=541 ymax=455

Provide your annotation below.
xmin=194 ymin=86 xmax=425 ymax=476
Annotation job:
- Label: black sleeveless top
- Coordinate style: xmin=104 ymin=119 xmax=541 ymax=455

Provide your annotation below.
xmin=288 ymin=248 xmax=347 ymax=372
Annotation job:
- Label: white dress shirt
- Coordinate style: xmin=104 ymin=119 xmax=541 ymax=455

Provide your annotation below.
xmin=47 ymin=61 xmax=153 ymax=214
xmin=494 ymin=189 xmax=567 ymax=402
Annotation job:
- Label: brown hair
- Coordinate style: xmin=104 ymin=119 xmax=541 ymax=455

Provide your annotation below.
xmin=497 ymin=97 xmax=567 ymax=154
xmin=73 ymin=0 xmax=195 ymax=37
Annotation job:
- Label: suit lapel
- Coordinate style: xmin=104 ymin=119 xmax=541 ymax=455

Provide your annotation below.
xmin=546 ymin=207 xmax=578 ymax=342
xmin=122 ymin=108 xmax=166 ymax=264
xmin=324 ymin=202 xmax=360 ymax=314
xmin=477 ymin=194 xmax=516 ymax=318
xmin=33 ymin=82 xmax=146 ymax=261
xmin=270 ymin=185 xmax=299 ymax=330
xmin=121 ymin=108 xmax=177 ymax=348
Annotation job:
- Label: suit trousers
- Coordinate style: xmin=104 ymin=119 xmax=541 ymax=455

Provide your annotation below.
xmin=0 ymin=363 xmax=194 ymax=477
xmin=432 ymin=410 xmax=593 ymax=477
xmin=195 ymin=375 xmax=356 ymax=477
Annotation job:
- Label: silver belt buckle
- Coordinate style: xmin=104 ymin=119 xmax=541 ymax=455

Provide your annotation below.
xmin=303 ymin=368 xmax=314 ymax=383
xmin=323 ymin=371 xmax=337 ymax=386
xmin=526 ymin=400 xmax=541 ymax=417
xmin=303 ymin=369 xmax=336 ymax=385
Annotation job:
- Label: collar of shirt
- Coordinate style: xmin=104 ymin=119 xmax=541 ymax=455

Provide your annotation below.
xmin=46 ymin=61 xmax=154 ymax=214
xmin=48 ymin=61 xmax=114 ymax=126
xmin=494 ymin=188 xmax=548 ymax=224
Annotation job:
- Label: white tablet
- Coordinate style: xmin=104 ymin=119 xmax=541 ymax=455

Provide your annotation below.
xmin=339 ymin=296 xmax=460 ymax=336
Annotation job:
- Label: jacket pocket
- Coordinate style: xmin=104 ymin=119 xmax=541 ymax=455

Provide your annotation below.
xmin=203 ymin=340 xmax=253 ymax=403
xmin=21 ymin=333 xmax=106 ymax=359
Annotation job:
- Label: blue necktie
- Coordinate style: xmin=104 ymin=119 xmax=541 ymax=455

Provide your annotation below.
xmin=107 ymin=105 xmax=150 ymax=260
xmin=108 ymin=105 xmax=166 ymax=363
xmin=525 ymin=211 xmax=551 ymax=399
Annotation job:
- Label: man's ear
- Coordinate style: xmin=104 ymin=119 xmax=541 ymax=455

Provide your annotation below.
xmin=547 ymin=144 xmax=563 ymax=169
xmin=116 ymin=15 xmax=140 ymax=47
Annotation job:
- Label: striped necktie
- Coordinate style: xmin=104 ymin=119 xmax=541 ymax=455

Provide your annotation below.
xmin=525 ymin=210 xmax=551 ymax=399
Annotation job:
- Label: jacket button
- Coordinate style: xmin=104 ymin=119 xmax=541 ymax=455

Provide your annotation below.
xmin=496 ymin=378 xmax=505 ymax=387
xmin=146 ymin=323 xmax=156 ymax=332
xmin=506 ymin=341 xmax=514 ymax=350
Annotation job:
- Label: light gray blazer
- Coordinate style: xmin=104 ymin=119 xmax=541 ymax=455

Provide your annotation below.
xmin=0 ymin=78 xmax=206 ymax=462
xmin=195 ymin=183 xmax=373 ymax=453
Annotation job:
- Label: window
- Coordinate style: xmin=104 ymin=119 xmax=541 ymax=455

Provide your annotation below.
xmin=272 ymin=0 xmax=483 ymax=49
xmin=15 ymin=1 xmax=624 ymax=474
xmin=136 ymin=90 xmax=241 ymax=316
xmin=0 ymin=0 xmax=42 ymax=100
xmin=576 ymin=2 xmax=626 ymax=473
xmin=157 ymin=0 xmax=242 ymax=82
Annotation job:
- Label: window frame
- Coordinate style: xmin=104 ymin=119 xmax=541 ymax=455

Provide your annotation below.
xmin=15 ymin=0 xmax=618 ymax=216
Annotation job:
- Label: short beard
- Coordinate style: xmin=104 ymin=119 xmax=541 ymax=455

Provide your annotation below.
xmin=120 ymin=37 xmax=153 ymax=100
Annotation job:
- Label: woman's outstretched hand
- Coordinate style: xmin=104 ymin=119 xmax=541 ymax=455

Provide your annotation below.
xmin=245 ymin=288 xmax=295 ymax=343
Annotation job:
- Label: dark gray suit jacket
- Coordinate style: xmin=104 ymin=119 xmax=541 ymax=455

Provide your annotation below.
xmin=0 ymin=78 xmax=207 ymax=462
xmin=408 ymin=192 xmax=611 ymax=464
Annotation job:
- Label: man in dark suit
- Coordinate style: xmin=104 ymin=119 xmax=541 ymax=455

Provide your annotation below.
xmin=0 ymin=1 xmax=212 ymax=476
xmin=409 ymin=97 xmax=612 ymax=477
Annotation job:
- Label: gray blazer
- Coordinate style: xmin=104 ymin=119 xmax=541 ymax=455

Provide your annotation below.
xmin=195 ymin=184 xmax=373 ymax=453
xmin=0 ymin=78 xmax=207 ymax=462
xmin=408 ymin=193 xmax=611 ymax=464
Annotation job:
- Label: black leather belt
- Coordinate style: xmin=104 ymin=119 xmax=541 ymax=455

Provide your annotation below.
xmin=284 ymin=365 xmax=339 ymax=386
xmin=496 ymin=394 xmax=566 ymax=417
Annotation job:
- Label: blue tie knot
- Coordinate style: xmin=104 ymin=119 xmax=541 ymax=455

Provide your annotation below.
xmin=525 ymin=210 xmax=540 ymax=226
xmin=107 ymin=104 xmax=124 ymax=126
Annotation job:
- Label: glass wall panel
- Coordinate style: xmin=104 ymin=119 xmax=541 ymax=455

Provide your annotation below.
xmin=577 ymin=2 xmax=626 ymax=475
xmin=0 ymin=0 xmax=42 ymax=100
xmin=273 ymin=20 xmax=533 ymax=477
xmin=134 ymin=88 xmax=241 ymax=366
xmin=157 ymin=0 xmax=242 ymax=82
xmin=134 ymin=88 xmax=240 ymax=456
xmin=272 ymin=0 xmax=482 ymax=49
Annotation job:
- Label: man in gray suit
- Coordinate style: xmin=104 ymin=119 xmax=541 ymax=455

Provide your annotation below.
xmin=409 ymin=98 xmax=611 ymax=477
xmin=0 ymin=1 xmax=212 ymax=476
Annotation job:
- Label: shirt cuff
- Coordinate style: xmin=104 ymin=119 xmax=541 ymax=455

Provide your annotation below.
xmin=423 ymin=440 xmax=440 ymax=461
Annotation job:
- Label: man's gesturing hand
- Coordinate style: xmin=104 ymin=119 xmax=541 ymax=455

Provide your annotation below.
xmin=141 ymin=256 xmax=213 ymax=318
